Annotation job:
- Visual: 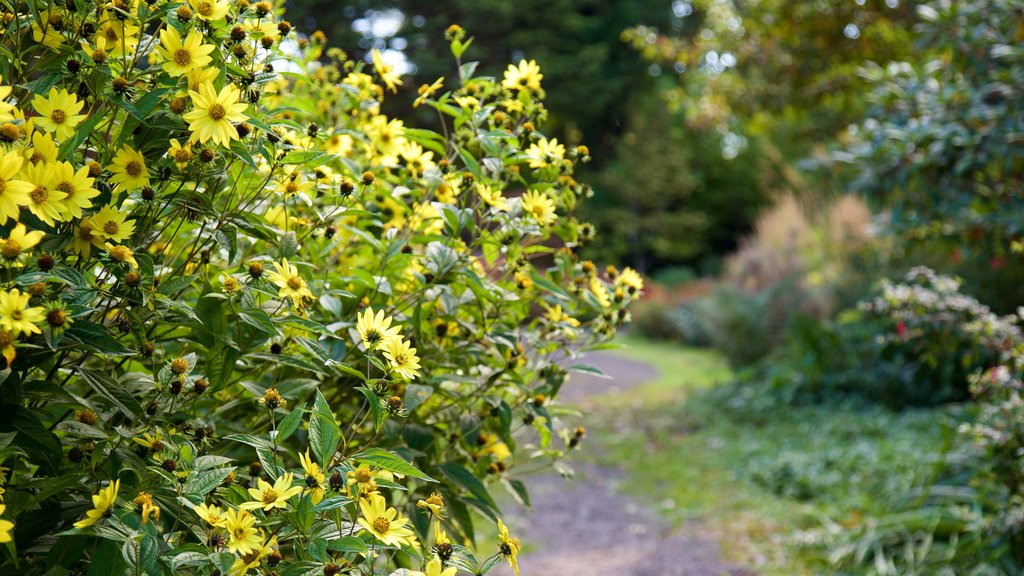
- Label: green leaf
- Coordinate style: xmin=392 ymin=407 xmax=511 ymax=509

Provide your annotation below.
xmin=438 ymin=462 xmax=498 ymax=514
xmin=355 ymin=386 xmax=384 ymax=431
xmin=78 ymin=369 xmax=145 ymax=420
xmin=309 ymin=389 xmax=341 ymax=467
xmin=567 ymin=364 xmax=611 ymax=379
xmin=275 ymin=402 xmax=306 ymax=443
xmin=183 ymin=467 xmax=235 ymax=497
xmin=351 ymin=448 xmax=437 ymax=483
xmin=326 ymin=536 xmax=367 ymax=554
xmin=67 ymin=320 xmax=135 ymax=356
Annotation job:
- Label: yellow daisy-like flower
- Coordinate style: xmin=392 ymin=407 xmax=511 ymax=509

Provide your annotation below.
xmin=0 ymin=223 xmax=45 ymax=265
xmin=0 ymin=330 xmax=16 ymax=366
xmin=615 ymin=267 xmax=644 ymax=292
xmin=272 ymin=174 xmax=314 ymax=199
xmin=502 ymin=59 xmax=543 ymax=93
xmin=167 ymin=139 xmax=194 ymax=170
xmin=71 ymin=217 xmax=107 ymax=259
xmin=132 ymin=492 xmax=160 ymax=525
xmin=399 ymin=141 xmax=436 ymax=176
xmin=525 ymin=137 xmax=566 ymax=169
xmin=24 ymin=131 xmax=59 ymax=165
xmin=0 ymin=503 xmax=13 ymax=544
xmin=95 ymin=14 xmax=139 ymax=57
xmin=21 ymin=161 xmax=69 ymax=226
xmin=477 ymin=183 xmax=509 ymax=211
xmin=224 ymin=508 xmax=261 ymax=555
xmin=182 ymin=83 xmax=247 ymax=146
xmin=0 ymin=78 xmax=13 ymax=122
xmin=229 ymin=532 xmax=277 ymax=576
xmin=346 ymin=465 xmax=380 ymax=496
xmin=73 ymin=479 xmax=120 ymax=529
xmin=520 ymin=189 xmax=556 ymax=226
xmin=194 ymin=502 xmax=227 ymax=527
xmin=185 ymin=67 xmax=220 ymax=93
xmin=357 ymin=307 xmax=401 ymax=350
xmin=415 ymin=492 xmax=445 ymax=520
xmin=107 ymin=145 xmax=150 ymax=193
xmin=382 ymin=336 xmax=421 ymax=381
xmin=52 ymin=161 xmax=99 ymax=219
xmin=357 ymin=493 xmax=417 ymax=547
xmin=31 ymin=10 xmax=65 ymax=50
xmin=371 ymin=48 xmax=403 ymax=93
xmin=189 ymin=0 xmax=230 ymax=21
xmin=240 ymin=472 xmax=303 ymax=512
xmin=413 ymin=77 xmax=445 ymax=108
xmin=299 ymin=449 xmax=325 ymax=504
xmin=544 ymin=303 xmax=581 ymax=329
xmin=106 ymin=244 xmax=139 ymax=269
xmin=91 ymin=205 xmax=137 ymax=244
xmin=157 ymin=28 xmax=215 ymax=77
xmin=264 ymin=258 xmax=313 ymax=307
xmin=324 ymin=133 xmax=354 ymax=156
xmin=0 ymin=152 xmax=33 ymax=225
xmin=412 ymin=556 xmax=457 ymax=576
xmin=497 ymin=518 xmax=522 ymax=576
xmin=31 ymin=88 xmax=86 ymax=141
xmin=590 ymin=276 xmax=612 ymax=308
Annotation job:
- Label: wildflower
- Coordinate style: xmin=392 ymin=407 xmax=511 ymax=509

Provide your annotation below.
xmin=497 ymin=518 xmax=521 ymax=576
xmin=520 ymin=190 xmax=556 ymax=226
xmin=477 ymin=183 xmax=509 ymax=211
xmin=189 ymin=0 xmax=230 ymax=21
xmin=0 ymin=503 xmax=12 ymax=543
xmin=52 ymin=161 xmax=99 ymax=219
xmin=0 ymin=289 xmax=45 ymax=337
xmin=133 ymin=432 xmax=165 ymax=453
xmin=157 ymin=28 xmax=215 ymax=77
xmin=132 ymin=492 xmax=160 ymax=524
xmin=94 ymin=15 xmax=139 ymax=57
xmin=357 ymin=307 xmax=401 ymax=350
xmin=545 ymin=304 xmax=580 ymax=328
xmin=24 ymin=131 xmax=59 ymax=165
xmin=412 ymin=556 xmax=457 ymax=576
xmin=74 ymin=479 xmax=120 ymax=529
xmin=346 ymin=465 xmax=378 ymax=495
xmin=416 ymin=492 xmax=445 ymax=519
xmin=502 ymin=59 xmax=543 ymax=93
xmin=258 ymin=387 xmax=286 ymax=409
xmin=167 ymin=139 xmax=194 ymax=170
xmin=399 ymin=141 xmax=436 ymax=176
xmin=32 ymin=88 xmax=86 ymax=140
xmin=106 ymin=244 xmax=138 ymax=269
xmin=382 ymin=336 xmax=421 ymax=380
xmin=71 ymin=217 xmax=106 ymax=259
xmin=371 ymin=48 xmax=403 ymax=93
xmin=590 ymin=276 xmax=611 ymax=308
xmin=194 ymin=502 xmax=228 ymax=527
xmin=272 ymin=174 xmax=314 ymax=199
xmin=0 ymin=330 xmax=15 ymax=365
xmin=615 ymin=267 xmax=644 ymax=292
xmin=229 ymin=532 xmax=277 ymax=575
xmin=0 ymin=224 xmax=45 ymax=265
xmin=224 ymin=508 xmax=261 ymax=554
xmin=357 ymin=493 xmax=416 ymax=547
xmin=525 ymin=137 xmax=566 ymax=169
xmin=185 ymin=67 xmax=220 ymax=93
xmin=107 ymin=145 xmax=150 ymax=193
xmin=240 ymin=472 xmax=302 ymax=512
xmin=21 ymin=162 xmax=69 ymax=226
xmin=264 ymin=258 xmax=312 ymax=307
xmin=324 ymin=133 xmax=353 ymax=156
xmin=221 ymin=274 xmax=240 ymax=294
xmin=0 ymin=157 xmax=31 ymax=226
xmin=183 ymin=83 xmax=248 ymax=146
xmin=413 ymin=77 xmax=444 ymax=108
xmin=299 ymin=449 xmax=325 ymax=504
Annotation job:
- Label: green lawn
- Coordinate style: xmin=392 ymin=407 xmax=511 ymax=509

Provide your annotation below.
xmin=583 ymin=336 xmax=947 ymax=575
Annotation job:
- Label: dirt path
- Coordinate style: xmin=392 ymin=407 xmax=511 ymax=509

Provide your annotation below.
xmin=492 ymin=352 xmax=753 ymax=576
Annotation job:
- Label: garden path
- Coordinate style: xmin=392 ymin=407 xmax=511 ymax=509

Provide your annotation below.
xmin=491 ymin=353 xmax=753 ymax=576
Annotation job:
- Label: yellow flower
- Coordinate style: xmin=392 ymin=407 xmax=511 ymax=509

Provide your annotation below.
xmin=91 ymin=205 xmax=137 ymax=244
xmin=240 ymin=472 xmax=303 ymax=512
xmin=0 ymin=152 xmax=33 ymax=225
xmin=497 ymin=518 xmax=521 ymax=576
xmin=357 ymin=493 xmax=416 ymax=547
xmin=107 ymin=145 xmax=150 ymax=193
xmin=366 ymin=115 xmax=406 ymax=159
xmin=167 ymin=139 xmax=194 ymax=170
xmin=371 ymin=48 xmax=403 ymax=93
xmin=95 ymin=14 xmax=139 ymax=57
xmin=357 ymin=307 xmax=401 ymax=350
xmin=615 ymin=267 xmax=644 ymax=292
xmin=413 ymin=77 xmax=445 ymax=108
xmin=194 ymin=502 xmax=227 ymax=527
xmin=189 ymin=0 xmax=230 ymax=21
xmin=0 ymin=289 xmax=45 ymax=337
xmin=0 ymin=223 xmax=45 ymax=265
xmin=382 ymin=336 xmax=421 ymax=381
xmin=324 ymin=133 xmax=353 ymax=156
xmin=476 ymin=183 xmax=509 ymax=211
xmin=229 ymin=532 xmax=277 ymax=576
xmin=133 ymin=431 xmax=164 ymax=452
xmin=0 ymin=503 xmax=13 ymax=543
xmin=21 ymin=161 xmax=69 ymax=226
xmin=185 ymin=67 xmax=220 ymax=93
xmin=415 ymin=492 xmax=444 ymax=519
xmin=590 ymin=276 xmax=611 ymax=308
xmin=52 ymin=161 xmax=99 ymax=218
xmin=346 ymin=465 xmax=379 ymax=496
xmin=0 ymin=78 xmax=13 ymax=122
xmin=24 ymin=131 xmax=59 ymax=165
xmin=183 ymin=83 xmax=248 ymax=146
xmin=264 ymin=258 xmax=313 ymax=307
xmin=525 ymin=137 xmax=565 ymax=169
xmin=132 ymin=492 xmax=160 ymax=525
xmin=272 ymin=174 xmax=314 ymax=199
xmin=415 ymin=556 xmax=457 ymax=576
xmin=74 ymin=479 xmax=120 ymax=529
xmin=32 ymin=10 xmax=65 ymax=50
xmin=502 ymin=59 xmax=543 ymax=93
xmin=299 ymin=449 xmax=325 ymax=504
xmin=399 ymin=141 xmax=435 ymax=176
xmin=520 ymin=190 xmax=556 ymax=226
xmin=71 ymin=217 xmax=107 ymax=259
xmin=106 ymin=244 xmax=139 ymax=269
xmin=32 ymin=88 xmax=86 ymax=141
xmin=0 ymin=330 xmax=16 ymax=366
xmin=544 ymin=304 xmax=580 ymax=328
xmin=157 ymin=28 xmax=215 ymax=77
xmin=224 ymin=508 xmax=261 ymax=555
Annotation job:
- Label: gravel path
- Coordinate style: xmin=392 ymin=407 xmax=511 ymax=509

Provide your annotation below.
xmin=491 ymin=352 xmax=753 ymax=576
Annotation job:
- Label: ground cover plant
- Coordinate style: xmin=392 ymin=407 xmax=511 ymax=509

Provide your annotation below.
xmin=0 ymin=3 xmax=641 ymax=575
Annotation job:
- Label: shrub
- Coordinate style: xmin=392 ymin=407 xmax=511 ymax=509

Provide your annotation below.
xmin=0 ymin=7 xmax=638 ymax=576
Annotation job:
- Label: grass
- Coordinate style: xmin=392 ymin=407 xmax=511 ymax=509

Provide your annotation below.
xmin=580 ymin=336 xmax=948 ymax=575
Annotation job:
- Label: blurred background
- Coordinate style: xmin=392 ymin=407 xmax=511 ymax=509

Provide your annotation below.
xmin=289 ymin=1 xmax=1024 ymax=574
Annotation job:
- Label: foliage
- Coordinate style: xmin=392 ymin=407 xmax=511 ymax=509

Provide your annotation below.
xmin=0 ymin=5 xmax=639 ymax=576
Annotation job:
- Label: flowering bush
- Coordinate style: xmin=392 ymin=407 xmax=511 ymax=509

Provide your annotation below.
xmin=0 ymin=4 xmax=640 ymax=575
